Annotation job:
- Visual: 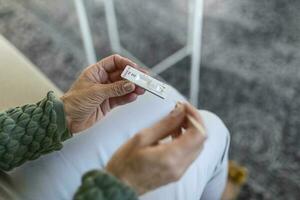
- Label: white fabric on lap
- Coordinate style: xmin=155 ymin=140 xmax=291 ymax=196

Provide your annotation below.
xmin=7 ymin=88 xmax=229 ymax=200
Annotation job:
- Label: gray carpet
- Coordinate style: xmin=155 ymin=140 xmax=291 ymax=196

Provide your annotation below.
xmin=0 ymin=0 xmax=299 ymax=199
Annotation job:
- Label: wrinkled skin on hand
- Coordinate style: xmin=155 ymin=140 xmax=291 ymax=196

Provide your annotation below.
xmin=106 ymin=103 xmax=207 ymax=195
xmin=61 ymin=54 xmax=145 ymax=133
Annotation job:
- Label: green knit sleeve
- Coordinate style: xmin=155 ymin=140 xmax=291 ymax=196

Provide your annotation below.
xmin=74 ymin=170 xmax=138 ymax=200
xmin=0 ymin=91 xmax=71 ymax=171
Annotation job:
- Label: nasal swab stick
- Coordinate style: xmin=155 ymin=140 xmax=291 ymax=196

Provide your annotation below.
xmin=121 ymin=65 xmax=206 ymax=137
xmin=187 ymin=115 xmax=206 ymax=137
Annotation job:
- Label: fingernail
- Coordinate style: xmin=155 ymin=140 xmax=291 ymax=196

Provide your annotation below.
xmin=175 ymin=102 xmax=185 ymax=111
xmin=132 ymin=62 xmax=138 ymax=67
xmin=123 ymin=82 xmax=135 ymax=92
xmin=175 ymin=102 xmax=183 ymax=108
xmin=171 ymin=103 xmax=183 ymax=116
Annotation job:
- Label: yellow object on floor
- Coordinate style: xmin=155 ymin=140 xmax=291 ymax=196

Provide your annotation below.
xmin=228 ymin=160 xmax=248 ymax=186
xmin=221 ymin=161 xmax=248 ymax=200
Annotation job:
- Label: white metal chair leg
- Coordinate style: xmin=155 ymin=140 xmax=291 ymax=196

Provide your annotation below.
xmin=189 ymin=0 xmax=203 ymax=106
xmin=74 ymin=0 xmax=97 ymax=64
xmin=103 ymin=0 xmax=121 ymax=53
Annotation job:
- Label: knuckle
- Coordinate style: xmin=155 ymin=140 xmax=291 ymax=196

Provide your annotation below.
xmin=112 ymin=85 xmax=124 ymax=96
xmin=91 ymin=85 xmax=99 ymax=92
xmin=113 ymin=53 xmax=120 ymax=57
xmin=82 ymin=68 xmax=90 ymax=77
xmin=162 ymin=154 xmax=177 ymax=169
xmin=190 ymin=130 xmax=205 ymax=146
xmin=168 ymin=113 xmax=178 ymax=121
xmin=162 ymin=155 xmax=183 ymax=181
xmin=83 ymin=63 xmax=97 ymax=74
xmin=132 ymin=127 xmax=152 ymax=145
xmin=161 ymin=115 xmax=176 ymax=127
xmin=160 ymin=151 xmax=188 ymax=182
xmin=196 ymin=134 xmax=206 ymax=146
xmin=169 ymin=168 xmax=182 ymax=182
xmin=172 ymin=148 xmax=182 ymax=158
xmin=140 ymin=127 xmax=151 ymax=135
xmin=194 ymin=139 xmax=204 ymax=150
xmin=112 ymin=54 xmax=121 ymax=60
xmin=132 ymin=133 xmax=144 ymax=145
xmin=134 ymin=151 xmax=145 ymax=162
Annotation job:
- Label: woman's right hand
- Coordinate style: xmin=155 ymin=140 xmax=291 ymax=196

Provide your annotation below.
xmin=106 ymin=102 xmax=207 ymax=195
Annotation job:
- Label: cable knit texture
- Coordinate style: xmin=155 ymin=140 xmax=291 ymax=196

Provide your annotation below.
xmin=74 ymin=170 xmax=138 ymax=200
xmin=0 ymin=91 xmax=71 ymax=171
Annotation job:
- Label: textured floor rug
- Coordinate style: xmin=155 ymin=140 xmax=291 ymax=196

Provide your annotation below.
xmin=0 ymin=0 xmax=299 ymax=199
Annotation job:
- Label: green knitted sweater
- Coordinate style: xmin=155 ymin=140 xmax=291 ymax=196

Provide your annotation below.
xmin=0 ymin=92 xmax=138 ymax=200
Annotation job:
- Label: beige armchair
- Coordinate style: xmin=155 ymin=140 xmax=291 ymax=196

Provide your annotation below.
xmin=0 ymin=35 xmax=62 ymax=111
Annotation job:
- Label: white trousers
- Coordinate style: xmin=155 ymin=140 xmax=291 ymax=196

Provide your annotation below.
xmin=5 ymin=88 xmax=230 ymax=200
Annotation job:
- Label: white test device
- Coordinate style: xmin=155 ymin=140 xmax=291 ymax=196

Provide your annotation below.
xmin=121 ymin=65 xmax=169 ymax=99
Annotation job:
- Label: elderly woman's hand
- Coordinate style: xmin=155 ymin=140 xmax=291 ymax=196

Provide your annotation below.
xmin=106 ymin=103 xmax=207 ymax=195
xmin=61 ymin=55 xmax=145 ymax=133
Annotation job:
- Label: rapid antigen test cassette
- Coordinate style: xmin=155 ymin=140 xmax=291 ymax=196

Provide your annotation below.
xmin=121 ymin=65 xmax=168 ymax=99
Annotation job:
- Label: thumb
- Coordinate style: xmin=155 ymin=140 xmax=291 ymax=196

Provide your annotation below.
xmin=100 ymin=80 xmax=135 ymax=98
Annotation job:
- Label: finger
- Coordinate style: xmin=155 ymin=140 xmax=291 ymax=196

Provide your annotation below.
xmin=182 ymin=102 xmax=206 ymax=136
xmin=159 ymin=103 xmax=206 ymax=157
xmin=84 ymin=63 xmax=109 ymax=84
xmin=183 ymin=102 xmax=204 ymax=126
xmin=165 ymin=114 xmax=206 ymax=160
xmin=171 ymin=126 xmax=184 ymax=140
xmin=134 ymin=86 xmax=145 ymax=95
xmin=109 ymin=70 xmax=145 ymax=95
xmin=109 ymin=70 xmax=145 ymax=96
xmin=109 ymin=70 xmax=123 ymax=82
xmin=99 ymin=80 xmax=136 ymax=98
xmin=109 ymin=93 xmax=138 ymax=109
xmin=105 ymin=55 xmax=148 ymax=77
xmin=109 ymin=71 xmax=145 ymax=96
xmin=139 ymin=104 xmax=186 ymax=146
xmin=151 ymin=127 xmax=205 ymax=180
xmin=100 ymin=99 xmax=111 ymax=116
xmin=101 ymin=54 xmax=137 ymax=73
xmin=146 ymin=126 xmax=204 ymax=183
xmin=187 ymin=115 xmax=206 ymax=137
xmin=172 ymin=127 xmax=205 ymax=154
xmin=137 ymin=66 xmax=148 ymax=74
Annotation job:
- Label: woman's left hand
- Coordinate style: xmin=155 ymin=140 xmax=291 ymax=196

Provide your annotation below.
xmin=61 ymin=54 xmax=145 ymax=134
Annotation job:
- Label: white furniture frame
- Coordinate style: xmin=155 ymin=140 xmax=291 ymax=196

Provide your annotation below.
xmin=74 ymin=0 xmax=203 ymax=106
